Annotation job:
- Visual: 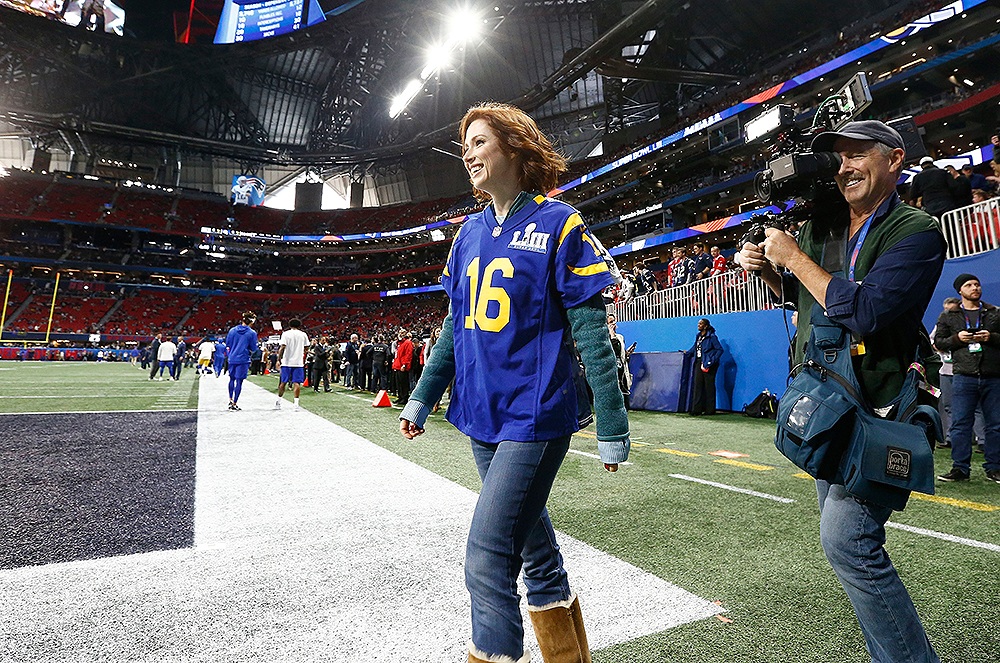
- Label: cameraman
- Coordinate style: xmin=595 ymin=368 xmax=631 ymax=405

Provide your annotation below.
xmin=738 ymin=121 xmax=945 ymax=663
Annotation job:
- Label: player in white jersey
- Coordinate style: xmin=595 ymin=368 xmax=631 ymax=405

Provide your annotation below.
xmin=197 ymin=337 xmax=215 ymax=374
xmin=275 ymin=318 xmax=309 ymax=410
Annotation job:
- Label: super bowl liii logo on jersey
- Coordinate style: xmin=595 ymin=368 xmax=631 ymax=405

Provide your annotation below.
xmin=508 ymin=223 xmax=550 ymax=254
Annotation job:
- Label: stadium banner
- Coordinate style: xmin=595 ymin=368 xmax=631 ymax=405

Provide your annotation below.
xmin=215 ymin=0 xmax=326 ymax=44
xmin=549 ymin=0 xmax=989 ymax=197
xmin=607 ymin=201 xmax=797 ymax=257
xmin=230 ymin=175 xmax=267 ymax=207
xmin=381 ymin=284 xmax=445 ymax=298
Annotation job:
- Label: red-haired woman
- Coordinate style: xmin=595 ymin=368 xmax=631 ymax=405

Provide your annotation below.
xmin=399 ymin=102 xmax=630 ymax=663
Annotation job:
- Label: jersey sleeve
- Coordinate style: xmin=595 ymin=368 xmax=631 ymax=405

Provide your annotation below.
xmin=555 ymin=212 xmax=614 ymax=308
xmin=440 ymin=224 xmax=464 ymax=297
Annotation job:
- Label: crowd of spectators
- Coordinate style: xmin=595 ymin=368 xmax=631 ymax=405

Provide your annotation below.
xmin=0 ymin=271 xmax=448 ymax=347
xmin=1 ymin=170 xmax=476 ymax=238
xmin=5 ymin=286 xmax=117 ymax=334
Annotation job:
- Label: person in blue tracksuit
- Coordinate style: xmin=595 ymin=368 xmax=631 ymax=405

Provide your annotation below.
xmin=225 ymin=312 xmax=259 ymax=411
xmin=685 ymin=318 xmax=723 ymax=415
xmin=213 ymin=339 xmax=228 ymax=377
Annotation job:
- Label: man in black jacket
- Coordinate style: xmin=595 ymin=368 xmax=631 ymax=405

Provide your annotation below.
xmin=934 ymin=273 xmax=1000 ymax=483
xmin=345 ymin=334 xmax=360 ymax=389
xmin=148 ymin=333 xmax=162 ymax=380
xmin=311 ymin=338 xmax=330 ymax=392
xmin=909 ymin=156 xmax=959 ymax=218
xmin=370 ymin=335 xmax=389 ymax=392
xmin=359 ymin=339 xmax=373 ymax=392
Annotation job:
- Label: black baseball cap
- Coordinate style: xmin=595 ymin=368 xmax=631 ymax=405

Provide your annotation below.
xmin=811 ymin=120 xmax=906 ymax=154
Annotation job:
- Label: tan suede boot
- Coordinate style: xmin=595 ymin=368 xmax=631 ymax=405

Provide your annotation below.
xmin=527 ymin=593 xmax=591 ymax=663
xmin=468 ymin=641 xmax=531 ymax=663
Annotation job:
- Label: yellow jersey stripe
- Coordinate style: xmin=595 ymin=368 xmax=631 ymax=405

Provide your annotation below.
xmin=569 ymin=262 xmax=609 ymax=277
xmin=558 ymin=213 xmax=585 ymax=249
xmin=442 ymin=265 xmax=450 ymax=277
xmin=533 ymin=194 xmax=547 ymax=205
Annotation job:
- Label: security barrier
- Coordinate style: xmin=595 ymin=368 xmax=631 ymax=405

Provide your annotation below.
xmin=940 ymin=198 xmax=1000 ymax=259
xmin=614 ymin=270 xmax=777 ymax=322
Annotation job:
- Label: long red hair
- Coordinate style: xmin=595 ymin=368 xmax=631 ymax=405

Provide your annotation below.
xmin=459 ymin=102 xmax=567 ymax=201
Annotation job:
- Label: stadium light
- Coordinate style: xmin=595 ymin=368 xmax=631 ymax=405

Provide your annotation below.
xmin=389 ymin=79 xmax=424 ymax=119
xmin=448 ymin=7 xmax=481 ymax=42
xmin=421 ymin=43 xmax=452 ymax=80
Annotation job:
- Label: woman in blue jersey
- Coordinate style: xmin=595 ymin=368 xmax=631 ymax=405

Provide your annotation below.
xmin=399 ymin=103 xmax=630 ymax=663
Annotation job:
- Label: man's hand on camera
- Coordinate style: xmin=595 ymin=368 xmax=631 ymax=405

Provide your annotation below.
xmin=761 ymin=226 xmax=804 ymax=269
xmin=737 ymin=241 xmax=769 ymax=273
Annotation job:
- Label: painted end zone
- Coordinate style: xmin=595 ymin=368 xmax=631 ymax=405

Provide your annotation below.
xmin=0 ymin=411 xmax=196 ymax=569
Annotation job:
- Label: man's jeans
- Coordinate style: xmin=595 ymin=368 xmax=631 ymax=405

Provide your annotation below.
xmin=950 ymin=374 xmax=1000 ymax=473
xmin=939 ymin=373 xmax=986 ymax=444
xmin=344 ymin=364 xmax=355 ymax=388
xmin=372 ymin=364 xmax=386 ymax=391
xmin=817 ymin=481 xmax=939 ymax=663
xmin=466 ymin=436 xmax=572 ymax=660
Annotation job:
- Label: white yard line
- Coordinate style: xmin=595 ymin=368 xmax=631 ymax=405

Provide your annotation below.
xmin=2 ymin=394 xmax=180 ymax=399
xmin=0 ymin=409 xmax=196 ymax=416
xmin=886 ymin=522 xmax=1000 ymax=552
xmin=669 ymin=473 xmax=797 ymax=504
xmin=567 ymin=448 xmax=633 ymax=466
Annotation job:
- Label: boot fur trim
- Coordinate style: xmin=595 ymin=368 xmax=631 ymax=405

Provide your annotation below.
xmin=468 ymin=641 xmax=531 ymax=663
xmin=526 ymin=591 xmax=578 ymax=612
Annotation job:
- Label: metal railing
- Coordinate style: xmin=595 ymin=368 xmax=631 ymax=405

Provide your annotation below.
xmin=940 ymin=198 xmax=1000 ymax=259
xmin=614 ymin=270 xmax=777 ymax=322
xmin=615 ymin=199 xmax=1000 ymax=323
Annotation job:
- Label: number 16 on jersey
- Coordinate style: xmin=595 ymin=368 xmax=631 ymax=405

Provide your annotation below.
xmin=465 ymin=256 xmax=514 ymax=333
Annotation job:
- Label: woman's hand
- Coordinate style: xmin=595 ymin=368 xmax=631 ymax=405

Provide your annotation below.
xmin=400 ymin=419 xmax=424 ymax=439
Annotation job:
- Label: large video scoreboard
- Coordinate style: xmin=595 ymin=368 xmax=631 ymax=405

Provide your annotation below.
xmin=214 ymin=0 xmax=325 ymax=44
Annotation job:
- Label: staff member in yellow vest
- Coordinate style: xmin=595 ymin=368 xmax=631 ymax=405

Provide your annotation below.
xmin=738 ymin=120 xmax=946 ymax=663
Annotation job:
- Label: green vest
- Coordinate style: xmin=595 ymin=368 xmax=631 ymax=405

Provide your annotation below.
xmin=794 ymin=201 xmax=942 ymax=408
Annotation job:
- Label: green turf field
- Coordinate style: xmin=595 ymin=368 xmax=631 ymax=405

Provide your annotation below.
xmin=2 ymin=362 xmax=997 ymax=661
xmin=252 ymin=373 xmax=1000 ymax=663
xmin=0 ymin=361 xmax=199 ymax=413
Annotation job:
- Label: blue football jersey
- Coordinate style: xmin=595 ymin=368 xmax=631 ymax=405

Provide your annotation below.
xmin=441 ymin=195 xmax=613 ymax=443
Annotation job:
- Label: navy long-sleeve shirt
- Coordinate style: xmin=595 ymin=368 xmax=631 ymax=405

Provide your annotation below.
xmin=779 ymin=193 xmax=946 ymax=336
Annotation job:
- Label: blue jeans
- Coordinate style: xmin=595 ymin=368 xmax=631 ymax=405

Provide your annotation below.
xmin=939 ymin=373 xmax=986 ymax=444
xmin=949 ymin=374 xmax=1000 ymax=473
xmin=467 ymin=436 xmax=572 ymax=659
xmin=817 ymin=481 xmax=939 ymax=663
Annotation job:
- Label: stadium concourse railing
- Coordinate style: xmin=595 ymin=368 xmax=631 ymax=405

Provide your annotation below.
xmin=613 ymin=270 xmax=777 ymax=322
xmin=940 ymin=198 xmax=1000 ymax=259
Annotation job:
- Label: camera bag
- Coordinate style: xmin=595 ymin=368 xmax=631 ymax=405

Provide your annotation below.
xmin=775 ymin=304 xmax=937 ymax=511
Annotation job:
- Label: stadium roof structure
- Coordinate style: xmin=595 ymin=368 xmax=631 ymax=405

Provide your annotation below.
xmin=0 ymin=0 xmax=903 ymax=169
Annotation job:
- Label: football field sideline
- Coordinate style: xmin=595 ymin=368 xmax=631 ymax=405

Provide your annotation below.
xmin=0 ymin=372 xmax=721 ymax=661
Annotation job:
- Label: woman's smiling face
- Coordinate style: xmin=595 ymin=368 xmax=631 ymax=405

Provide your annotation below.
xmin=462 ymin=118 xmax=520 ymax=197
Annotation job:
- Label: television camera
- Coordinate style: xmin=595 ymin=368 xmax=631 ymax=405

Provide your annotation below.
xmin=739 ymin=72 xmax=873 ymax=247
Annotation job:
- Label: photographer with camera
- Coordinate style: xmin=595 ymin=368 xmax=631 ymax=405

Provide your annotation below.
xmin=738 ymin=120 xmax=946 ymax=663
